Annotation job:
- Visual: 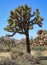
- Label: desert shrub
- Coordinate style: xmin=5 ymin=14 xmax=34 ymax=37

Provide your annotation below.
xmin=11 ymin=48 xmax=18 ymax=53
xmin=31 ymin=45 xmax=46 ymax=51
xmin=0 ymin=45 xmax=4 ymax=52
xmin=3 ymin=46 xmax=11 ymax=52
xmin=23 ymin=53 xmax=40 ymax=65
xmin=0 ymin=58 xmax=20 ymax=65
xmin=34 ymin=51 xmax=42 ymax=57
xmin=0 ymin=46 xmax=11 ymax=52
xmin=11 ymin=53 xmax=18 ymax=59
xmin=16 ymin=43 xmax=26 ymax=50
xmin=40 ymin=60 xmax=47 ymax=65
xmin=11 ymin=49 xmax=24 ymax=59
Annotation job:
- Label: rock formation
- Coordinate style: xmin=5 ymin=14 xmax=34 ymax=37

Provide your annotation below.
xmin=33 ymin=30 xmax=47 ymax=46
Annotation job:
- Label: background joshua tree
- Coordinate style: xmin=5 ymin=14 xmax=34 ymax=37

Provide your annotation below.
xmin=4 ymin=5 xmax=43 ymax=53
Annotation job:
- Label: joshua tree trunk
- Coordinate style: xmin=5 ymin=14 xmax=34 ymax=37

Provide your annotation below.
xmin=26 ymin=31 xmax=30 ymax=53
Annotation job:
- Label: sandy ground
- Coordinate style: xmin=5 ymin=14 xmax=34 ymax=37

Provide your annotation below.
xmin=31 ymin=50 xmax=47 ymax=56
xmin=0 ymin=52 xmax=11 ymax=58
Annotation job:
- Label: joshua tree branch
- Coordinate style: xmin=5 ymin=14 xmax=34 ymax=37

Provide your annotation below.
xmin=6 ymin=32 xmax=16 ymax=37
xmin=29 ymin=17 xmax=36 ymax=24
xmin=31 ymin=12 xmax=35 ymax=17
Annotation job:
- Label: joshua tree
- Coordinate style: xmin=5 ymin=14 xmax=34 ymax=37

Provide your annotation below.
xmin=4 ymin=5 xmax=43 ymax=53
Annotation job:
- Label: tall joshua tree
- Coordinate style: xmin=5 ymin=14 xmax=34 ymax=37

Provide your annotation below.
xmin=4 ymin=5 xmax=43 ymax=53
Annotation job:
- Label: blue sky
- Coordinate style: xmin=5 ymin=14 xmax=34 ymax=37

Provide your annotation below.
xmin=0 ymin=0 xmax=47 ymax=39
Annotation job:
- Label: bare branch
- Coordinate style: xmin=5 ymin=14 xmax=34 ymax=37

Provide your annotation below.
xmin=6 ymin=32 xmax=16 ymax=37
xmin=31 ymin=12 xmax=35 ymax=17
xmin=29 ymin=17 xmax=36 ymax=24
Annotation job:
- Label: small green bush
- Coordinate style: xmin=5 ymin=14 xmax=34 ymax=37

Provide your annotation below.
xmin=10 ymin=48 xmax=24 ymax=59
xmin=0 ymin=57 xmax=20 ymax=65
xmin=31 ymin=45 xmax=47 ymax=51
xmin=3 ymin=46 xmax=11 ymax=52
